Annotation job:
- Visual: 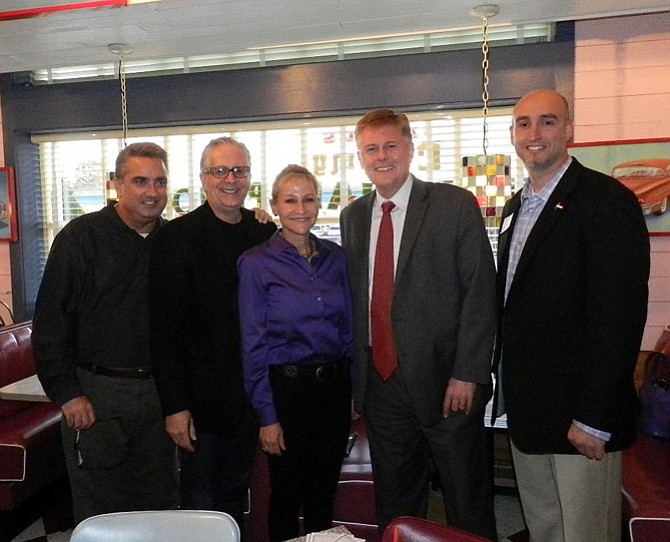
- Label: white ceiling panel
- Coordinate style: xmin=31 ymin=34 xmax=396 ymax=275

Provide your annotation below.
xmin=0 ymin=0 xmax=668 ymax=74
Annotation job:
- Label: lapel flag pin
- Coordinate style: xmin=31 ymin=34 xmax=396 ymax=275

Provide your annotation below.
xmin=554 ymin=203 xmax=564 ymax=210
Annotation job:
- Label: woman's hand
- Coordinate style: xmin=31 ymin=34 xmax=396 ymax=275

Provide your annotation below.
xmin=260 ymin=423 xmax=286 ymax=456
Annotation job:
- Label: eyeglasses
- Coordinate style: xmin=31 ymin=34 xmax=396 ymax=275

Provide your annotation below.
xmin=201 ymin=165 xmax=251 ymax=179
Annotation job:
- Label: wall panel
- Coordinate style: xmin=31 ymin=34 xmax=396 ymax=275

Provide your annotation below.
xmin=575 ymin=12 xmax=670 ymax=350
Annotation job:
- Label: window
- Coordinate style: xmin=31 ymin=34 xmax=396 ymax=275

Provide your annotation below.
xmin=33 ymin=108 xmax=523 ymax=254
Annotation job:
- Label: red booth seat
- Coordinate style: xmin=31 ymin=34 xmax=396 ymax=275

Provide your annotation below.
xmin=622 ymin=432 xmax=670 ymax=542
xmin=382 ymin=516 xmax=490 ymax=542
xmin=0 ymin=321 xmax=66 ymax=510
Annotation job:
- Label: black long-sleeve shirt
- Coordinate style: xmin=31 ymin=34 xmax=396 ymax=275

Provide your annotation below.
xmin=149 ymin=203 xmax=276 ymax=433
xmin=32 ymin=205 xmax=165 ymax=407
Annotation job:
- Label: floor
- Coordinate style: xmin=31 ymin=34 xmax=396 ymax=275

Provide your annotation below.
xmin=7 ymin=520 xmax=68 ymax=542
xmin=5 ymin=493 xmax=526 ymax=542
xmin=427 ymin=491 xmax=526 ymax=541
xmin=494 ymin=494 xmax=528 ymax=541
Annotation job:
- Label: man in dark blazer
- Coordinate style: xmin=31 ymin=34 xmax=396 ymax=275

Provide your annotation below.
xmin=149 ymin=137 xmax=276 ymax=531
xmin=493 ymin=89 xmax=650 ymax=542
xmin=340 ymin=109 xmax=497 ymax=539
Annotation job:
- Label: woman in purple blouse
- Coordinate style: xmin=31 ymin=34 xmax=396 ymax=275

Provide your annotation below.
xmin=238 ymin=164 xmax=354 ymax=542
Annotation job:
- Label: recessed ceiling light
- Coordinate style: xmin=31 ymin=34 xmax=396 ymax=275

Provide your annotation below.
xmin=470 ymin=4 xmax=500 ymax=19
xmin=108 ymin=43 xmax=134 ymax=56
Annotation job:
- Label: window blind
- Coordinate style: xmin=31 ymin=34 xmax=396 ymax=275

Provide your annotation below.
xmin=33 ymin=108 xmax=523 ymax=268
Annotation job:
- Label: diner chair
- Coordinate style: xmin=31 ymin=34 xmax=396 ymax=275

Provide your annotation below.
xmin=70 ymin=509 xmax=240 ymax=542
xmin=382 ymin=516 xmax=491 ymax=542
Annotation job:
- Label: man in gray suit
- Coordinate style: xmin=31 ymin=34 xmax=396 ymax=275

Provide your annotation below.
xmin=340 ymin=109 xmax=497 ymax=539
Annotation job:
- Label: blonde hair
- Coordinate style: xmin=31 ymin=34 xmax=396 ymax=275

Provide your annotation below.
xmin=271 ymin=164 xmax=320 ymax=201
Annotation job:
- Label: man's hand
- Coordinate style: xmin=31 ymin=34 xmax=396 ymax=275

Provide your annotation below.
xmin=567 ymin=422 xmax=606 ymax=460
xmin=252 ymin=207 xmax=273 ymax=224
xmin=165 ymin=410 xmax=196 ymax=452
xmin=260 ymin=423 xmax=286 ymax=456
xmin=61 ymin=396 xmax=96 ymax=430
xmin=443 ymin=378 xmax=476 ymax=417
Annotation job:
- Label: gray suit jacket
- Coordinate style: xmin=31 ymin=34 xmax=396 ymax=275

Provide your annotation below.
xmin=340 ymin=176 xmax=497 ymax=426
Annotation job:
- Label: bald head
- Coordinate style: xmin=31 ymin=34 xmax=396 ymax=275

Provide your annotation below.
xmin=511 ymin=89 xmax=574 ymax=190
xmin=513 ymin=89 xmax=571 ymax=121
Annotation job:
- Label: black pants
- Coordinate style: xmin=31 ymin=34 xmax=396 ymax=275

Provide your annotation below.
xmin=64 ymin=368 xmax=178 ymax=524
xmin=364 ymin=362 xmax=496 ymax=540
xmin=267 ymin=364 xmax=351 ymax=542
xmin=179 ymin=408 xmax=258 ymax=533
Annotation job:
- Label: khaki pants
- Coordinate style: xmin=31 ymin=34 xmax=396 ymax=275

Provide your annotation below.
xmin=511 ymin=440 xmax=622 ymax=542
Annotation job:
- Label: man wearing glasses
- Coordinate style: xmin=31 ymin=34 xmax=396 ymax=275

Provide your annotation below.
xmin=150 ymin=137 xmax=276 ymax=533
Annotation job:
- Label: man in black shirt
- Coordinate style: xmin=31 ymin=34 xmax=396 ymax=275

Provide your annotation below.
xmin=150 ymin=137 xmax=276 ymax=532
xmin=32 ymin=142 xmax=178 ymax=523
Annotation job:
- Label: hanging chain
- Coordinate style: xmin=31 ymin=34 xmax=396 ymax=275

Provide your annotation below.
xmin=118 ymin=57 xmax=129 ymax=148
xmin=481 ymin=16 xmax=490 ymax=156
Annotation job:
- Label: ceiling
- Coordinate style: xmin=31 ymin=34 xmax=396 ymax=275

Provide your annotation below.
xmin=0 ymin=0 xmax=669 ymax=75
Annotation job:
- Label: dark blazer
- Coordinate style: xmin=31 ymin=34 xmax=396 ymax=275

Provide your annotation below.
xmin=494 ymin=158 xmax=650 ymax=454
xmin=149 ymin=203 xmax=276 ymax=434
xmin=340 ymin=177 xmax=497 ymax=426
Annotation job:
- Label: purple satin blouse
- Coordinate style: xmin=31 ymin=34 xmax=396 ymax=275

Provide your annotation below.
xmin=238 ymin=231 xmax=354 ymax=426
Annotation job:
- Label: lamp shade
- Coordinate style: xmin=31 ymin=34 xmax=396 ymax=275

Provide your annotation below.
xmin=462 ymin=153 xmax=512 ymax=228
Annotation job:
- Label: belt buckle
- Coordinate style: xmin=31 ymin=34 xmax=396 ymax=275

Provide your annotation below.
xmin=316 ymin=364 xmax=332 ymax=380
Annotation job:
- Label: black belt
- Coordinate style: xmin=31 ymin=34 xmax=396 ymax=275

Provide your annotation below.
xmin=270 ymin=358 xmax=349 ymax=381
xmin=79 ymin=362 xmax=152 ymax=380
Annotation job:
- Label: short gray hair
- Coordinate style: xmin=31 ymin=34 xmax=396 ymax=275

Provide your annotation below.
xmin=199 ymin=137 xmax=251 ymax=171
xmin=115 ymin=142 xmax=168 ymax=178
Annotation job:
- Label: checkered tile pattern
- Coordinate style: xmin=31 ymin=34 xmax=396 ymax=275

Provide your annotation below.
xmin=461 ymin=154 xmax=513 ymax=229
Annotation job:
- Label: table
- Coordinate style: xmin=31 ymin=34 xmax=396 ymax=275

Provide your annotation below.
xmin=0 ymin=374 xmax=49 ymax=402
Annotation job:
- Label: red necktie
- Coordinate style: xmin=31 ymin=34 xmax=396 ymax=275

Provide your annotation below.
xmin=371 ymin=201 xmax=397 ymax=381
